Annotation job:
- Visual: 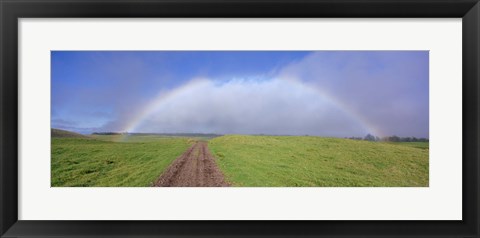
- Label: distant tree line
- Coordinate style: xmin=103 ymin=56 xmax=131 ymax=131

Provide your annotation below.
xmin=92 ymin=132 xmax=125 ymax=135
xmin=91 ymin=132 xmax=222 ymax=138
xmin=347 ymin=134 xmax=429 ymax=142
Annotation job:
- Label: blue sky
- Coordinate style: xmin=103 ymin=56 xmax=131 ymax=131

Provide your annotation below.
xmin=51 ymin=51 xmax=428 ymax=138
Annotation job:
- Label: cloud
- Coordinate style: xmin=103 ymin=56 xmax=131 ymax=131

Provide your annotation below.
xmin=60 ymin=51 xmax=428 ymax=138
xmin=278 ymin=51 xmax=429 ymax=138
xmin=131 ymin=79 xmax=371 ymax=137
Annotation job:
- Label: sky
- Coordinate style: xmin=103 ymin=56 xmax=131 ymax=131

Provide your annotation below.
xmin=51 ymin=51 xmax=429 ymax=138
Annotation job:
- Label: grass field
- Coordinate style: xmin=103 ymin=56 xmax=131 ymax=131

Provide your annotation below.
xmin=52 ymin=129 xmax=429 ymax=187
xmin=208 ymin=135 xmax=429 ymax=187
xmin=51 ymin=128 xmax=89 ymax=138
xmin=90 ymin=134 xmax=214 ymax=143
xmin=51 ymin=136 xmax=192 ymax=187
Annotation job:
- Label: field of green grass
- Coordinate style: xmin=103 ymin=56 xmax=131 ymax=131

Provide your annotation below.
xmin=51 ymin=136 xmax=192 ymax=187
xmin=52 ymin=129 xmax=429 ymax=187
xmin=91 ymin=134 xmax=216 ymax=142
xmin=208 ymin=135 xmax=429 ymax=187
xmin=51 ymin=128 xmax=89 ymax=138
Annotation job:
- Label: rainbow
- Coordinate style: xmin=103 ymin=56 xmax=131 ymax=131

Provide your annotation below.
xmin=119 ymin=77 xmax=383 ymax=141
xmin=285 ymin=78 xmax=383 ymax=138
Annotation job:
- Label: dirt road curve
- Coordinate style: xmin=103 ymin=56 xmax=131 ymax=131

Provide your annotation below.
xmin=154 ymin=141 xmax=229 ymax=187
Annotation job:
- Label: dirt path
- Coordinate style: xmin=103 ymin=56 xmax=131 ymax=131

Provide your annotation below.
xmin=154 ymin=141 xmax=229 ymax=187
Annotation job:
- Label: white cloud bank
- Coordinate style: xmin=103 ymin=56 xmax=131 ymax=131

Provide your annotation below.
xmin=278 ymin=52 xmax=429 ymax=138
xmin=131 ymin=78 xmax=371 ymax=137
xmin=103 ymin=51 xmax=428 ymax=138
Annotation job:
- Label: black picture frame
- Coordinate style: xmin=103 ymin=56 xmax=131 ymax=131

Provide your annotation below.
xmin=1 ymin=0 xmax=479 ymax=237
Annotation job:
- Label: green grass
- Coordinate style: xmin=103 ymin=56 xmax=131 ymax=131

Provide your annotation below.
xmin=90 ymin=134 xmax=214 ymax=143
xmin=52 ymin=128 xmax=89 ymax=138
xmin=51 ymin=136 xmax=192 ymax=187
xmin=394 ymin=142 xmax=430 ymax=150
xmin=209 ymin=135 xmax=429 ymax=187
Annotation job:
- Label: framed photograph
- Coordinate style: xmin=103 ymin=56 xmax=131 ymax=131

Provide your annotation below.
xmin=1 ymin=0 xmax=479 ymax=237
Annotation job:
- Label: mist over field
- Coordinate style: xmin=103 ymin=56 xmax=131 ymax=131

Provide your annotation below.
xmin=129 ymin=79 xmax=371 ymax=137
xmin=51 ymin=51 xmax=428 ymax=138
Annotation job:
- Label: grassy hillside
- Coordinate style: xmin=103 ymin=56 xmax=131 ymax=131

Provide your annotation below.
xmin=52 ymin=128 xmax=89 ymax=138
xmin=91 ymin=134 xmax=210 ymax=143
xmin=51 ymin=136 xmax=192 ymax=187
xmin=208 ymin=135 xmax=429 ymax=187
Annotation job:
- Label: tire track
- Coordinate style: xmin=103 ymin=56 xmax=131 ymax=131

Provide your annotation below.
xmin=154 ymin=141 xmax=229 ymax=187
